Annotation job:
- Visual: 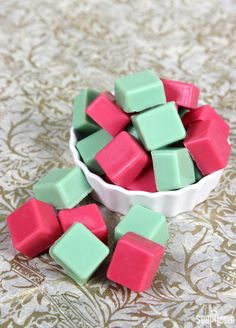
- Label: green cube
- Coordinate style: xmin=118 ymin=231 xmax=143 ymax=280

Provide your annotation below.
xmin=72 ymin=89 xmax=100 ymax=134
xmin=132 ymin=102 xmax=186 ymax=150
xmin=114 ymin=70 xmax=166 ymax=113
xmin=115 ymin=205 xmax=169 ymax=245
xmin=49 ymin=223 xmax=109 ymax=285
xmin=151 ymin=148 xmax=195 ymax=191
xmin=33 ymin=167 xmax=92 ymax=209
xmin=76 ymin=129 xmax=112 ymax=175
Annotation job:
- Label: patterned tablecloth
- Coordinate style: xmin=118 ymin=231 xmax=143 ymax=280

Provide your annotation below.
xmin=0 ymin=1 xmax=235 ymax=327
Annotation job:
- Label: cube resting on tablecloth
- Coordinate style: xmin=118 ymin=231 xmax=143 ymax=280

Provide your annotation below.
xmin=7 ymin=198 xmax=61 ymax=257
xmin=58 ymin=204 xmax=108 ymax=244
xmin=115 ymin=205 xmax=169 ymax=245
xmin=33 ymin=167 xmax=92 ymax=209
xmin=50 ymin=223 xmax=109 ymax=285
xmin=107 ymin=232 xmax=165 ymax=292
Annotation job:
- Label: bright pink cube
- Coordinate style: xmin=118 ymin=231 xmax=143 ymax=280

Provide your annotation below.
xmin=182 ymin=104 xmax=230 ymax=137
xmin=58 ymin=204 xmax=107 ymax=243
xmin=7 ymin=198 xmax=61 ymax=257
xmin=107 ymin=232 xmax=165 ymax=292
xmin=126 ymin=165 xmax=157 ymax=192
xmin=184 ymin=120 xmax=231 ymax=175
xmin=86 ymin=91 xmax=130 ymax=137
xmin=95 ymin=131 xmax=150 ymax=188
xmin=161 ymin=78 xmax=200 ymax=109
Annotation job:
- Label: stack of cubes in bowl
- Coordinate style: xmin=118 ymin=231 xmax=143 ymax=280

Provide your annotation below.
xmin=74 ymin=70 xmax=231 ymax=193
xmin=6 ymin=70 xmax=231 ymax=293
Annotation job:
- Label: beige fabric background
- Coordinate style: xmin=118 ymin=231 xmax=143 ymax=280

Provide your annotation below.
xmin=0 ymin=0 xmax=236 ymax=327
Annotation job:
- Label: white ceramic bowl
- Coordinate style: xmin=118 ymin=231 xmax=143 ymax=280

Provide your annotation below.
xmin=69 ymin=127 xmax=223 ymax=217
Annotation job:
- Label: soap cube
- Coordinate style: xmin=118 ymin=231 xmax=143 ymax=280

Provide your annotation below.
xmin=58 ymin=204 xmax=107 ymax=243
xmin=86 ymin=91 xmax=130 ymax=136
xmin=107 ymin=232 xmax=165 ymax=292
xmin=95 ymin=131 xmax=150 ymax=188
xmin=132 ymin=102 xmax=186 ymax=151
xmin=126 ymin=165 xmax=157 ymax=192
xmin=161 ymin=78 xmax=200 ymax=109
xmin=72 ymin=89 xmax=100 ymax=135
xmin=115 ymin=70 xmax=166 ymax=113
xmin=33 ymin=167 xmax=92 ymax=209
xmin=50 ymin=223 xmax=109 ymax=285
xmin=76 ymin=129 xmax=112 ymax=175
xmin=184 ymin=120 xmax=231 ymax=175
xmin=7 ymin=198 xmax=61 ymax=257
xmin=182 ymin=105 xmax=230 ymax=137
xmin=115 ymin=205 xmax=169 ymax=245
xmin=151 ymin=147 xmax=195 ymax=191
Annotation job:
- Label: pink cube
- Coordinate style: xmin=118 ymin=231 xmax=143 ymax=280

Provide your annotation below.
xmin=7 ymin=198 xmax=61 ymax=257
xmin=107 ymin=232 xmax=165 ymax=292
xmin=86 ymin=91 xmax=130 ymax=137
xmin=161 ymin=78 xmax=200 ymax=109
xmin=95 ymin=131 xmax=150 ymax=188
xmin=58 ymin=204 xmax=107 ymax=243
xmin=184 ymin=120 xmax=231 ymax=175
xmin=182 ymin=104 xmax=230 ymax=137
xmin=126 ymin=165 xmax=157 ymax=192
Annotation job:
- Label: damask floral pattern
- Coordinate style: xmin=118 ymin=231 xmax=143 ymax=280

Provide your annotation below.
xmin=0 ymin=0 xmax=235 ymax=327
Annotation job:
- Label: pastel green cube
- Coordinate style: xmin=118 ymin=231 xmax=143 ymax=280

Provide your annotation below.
xmin=33 ymin=167 xmax=92 ymax=209
xmin=72 ymin=89 xmax=100 ymax=134
xmin=49 ymin=223 xmax=109 ymax=285
xmin=132 ymin=102 xmax=186 ymax=151
xmin=114 ymin=70 xmax=166 ymax=113
xmin=76 ymin=129 xmax=112 ymax=175
xmin=151 ymin=148 xmax=195 ymax=191
xmin=115 ymin=205 xmax=169 ymax=245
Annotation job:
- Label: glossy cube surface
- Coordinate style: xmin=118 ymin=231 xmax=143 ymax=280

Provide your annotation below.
xmin=33 ymin=167 xmax=92 ymax=209
xmin=50 ymin=223 xmax=109 ymax=285
xmin=72 ymin=89 xmax=99 ymax=134
xmin=115 ymin=205 xmax=169 ymax=245
xmin=126 ymin=165 xmax=157 ymax=192
xmin=86 ymin=91 xmax=130 ymax=136
xmin=58 ymin=204 xmax=107 ymax=243
xmin=132 ymin=102 xmax=186 ymax=151
xmin=151 ymin=147 xmax=195 ymax=191
xmin=107 ymin=232 xmax=165 ymax=292
xmin=95 ymin=131 xmax=149 ymax=188
xmin=182 ymin=105 xmax=230 ymax=137
xmin=161 ymin=78 xmax=200 ymax=109
xmin=184 ymin=120 xmax=231 ymax=175
xmin=115 ymin=70 xmax=166 ymax=113
xmin=7 ymin=198 xmax=61 ymax=257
